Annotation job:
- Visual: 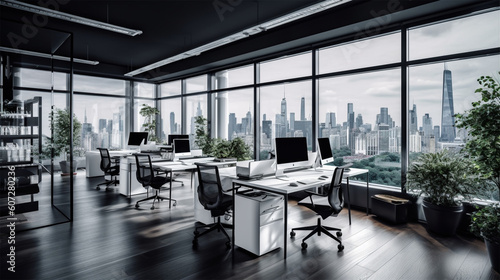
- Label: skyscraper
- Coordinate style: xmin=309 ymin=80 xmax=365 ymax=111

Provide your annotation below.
xmin=300 ymin=97 xmax=306 ymax=121
xmin=347 ymin=103 xmax=353 ymax=128
xmin=169 ymin=112 xmax=176 ymax=134
xmin=440 ymin=64 xmax=456 ymax=142
xmin=409 ymin=104 xmax=418 ymax=134
xmin=325 ymin=112 xmax=336 ymax=128
xmin=279 ymin=96 xmax=287 ymax=137
xmin=228 ymin=113 xmax=236 ymax=140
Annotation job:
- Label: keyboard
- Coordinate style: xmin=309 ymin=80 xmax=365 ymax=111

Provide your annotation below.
xmin=297 ymin=178 xmax=319 ymax=185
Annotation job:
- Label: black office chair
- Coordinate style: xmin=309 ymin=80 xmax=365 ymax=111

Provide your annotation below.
xmin=134 ymin=153 xmax=177 ymax=210
xmin=193 ymin=163 xmax=233 ymax=249
xmin=291 ymin=167 xmax=345 ymax=251
xmin=158 ymin=147 xmax=184 ymax=187
xmin=96 ymin=148 xmax=120 ymax=191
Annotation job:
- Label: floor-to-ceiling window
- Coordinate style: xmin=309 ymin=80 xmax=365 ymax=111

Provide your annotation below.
xmin=407 ymin=9 xmax=500 ymax=200
xmin=73 ymin=74 xmax=128 ymax=151
xmin=159 ymin=80 xmax=182 ymax=143
xmin=318 ymin=70 xmax=401 ymax=187
xmin=259 ymin=80 xmax=313 ymax=158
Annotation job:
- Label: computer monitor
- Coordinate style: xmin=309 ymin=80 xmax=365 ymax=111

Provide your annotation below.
xmin=127 ymin=132 xmax=148 ymax=148
xmin=317 ymin=137 xmax=334 ymax=166
xmin=173 ymin=139 xmax=191 ymax=158
xmin=275 ymin=137 xmax=309 ymax=177
xmin=168 ymin=134 xmax=189 ymax=145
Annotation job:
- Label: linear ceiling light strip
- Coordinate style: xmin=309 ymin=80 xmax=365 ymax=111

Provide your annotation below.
xmin=125 ymin=0 xmax=350 ymax=77
xmin=0 ymin=46 xmax=99 ymax=65
xmin=0 ymin=0 xmax=142 ymax=36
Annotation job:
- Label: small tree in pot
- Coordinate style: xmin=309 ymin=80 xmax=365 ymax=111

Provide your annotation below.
xmin=456 ymin=73 xmax=500 ymax=272
xmin=48 ymin=108 xmax=82 ymax=174
xmin=407 ymin=150 xmax=481 ymax=236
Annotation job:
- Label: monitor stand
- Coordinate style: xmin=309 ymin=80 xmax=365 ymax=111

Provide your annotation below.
xmin=275 ymin=168 xmax=289 ymax=180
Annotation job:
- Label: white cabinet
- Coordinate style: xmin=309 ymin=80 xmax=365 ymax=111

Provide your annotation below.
xmin=235 ymin=191 xmax=284 ymax=256
xmin=119 ymin=158 xmax=147 ymax=197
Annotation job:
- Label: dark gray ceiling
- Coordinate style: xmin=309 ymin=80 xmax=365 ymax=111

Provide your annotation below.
xmin=0 ymin=0 xmax=495 ymax=83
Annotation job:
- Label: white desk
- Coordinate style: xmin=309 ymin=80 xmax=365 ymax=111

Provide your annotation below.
xmin=85 ymin=150 xmax=136 ymax=177
xmin=231 ymin=167 xmax=369 ymax=259
xmin=151 ymin=162 xmax=197 ymax=208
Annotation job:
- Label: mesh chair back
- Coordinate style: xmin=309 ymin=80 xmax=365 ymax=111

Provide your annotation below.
xmin=98 ymin=148 xmax=112 ymax=172
xmin=134 ymin=154 xmax=153 ymax=187
xmin=327 ymin=167 xmax=345 ymax=214
xmin=196 ymin=164 xmax=223 ymax=211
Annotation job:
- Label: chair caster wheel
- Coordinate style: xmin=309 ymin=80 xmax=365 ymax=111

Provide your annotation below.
xmin=192 ymin=239 xmax=198 ymax=247
xmin=290 ymin=231 xmax=296 ymax=237
xmin=151 ymin=206 xmax=155 ymax=210
xmin=173 ymin=202 xmax=177 ymax=206
xmin=225 ymin=241 xmax=231 ymax=249
xmin=96 ymin=186 xmax=100 ymax=190
xmin=338 ymin=244 xmax=344 ymax=252
xmin=135 ymin=203 xmax=139 ymax=208
xmin=336 ymin=231 xmax=342 ymax=237
xmin=301 ymin=242 xmax=308 ymax=249
xmin=194 ymin=231 xmax=199 ymax=236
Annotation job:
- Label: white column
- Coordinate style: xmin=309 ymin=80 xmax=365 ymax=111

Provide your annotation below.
xmin=216 ymin=71 xmax=228 ymax=140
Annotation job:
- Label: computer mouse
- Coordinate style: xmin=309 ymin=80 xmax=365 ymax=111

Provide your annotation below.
xmin=319 ymin=175 xmax=329 ymax=179
xmin=289 ymin=182 xmax=299 ymax=187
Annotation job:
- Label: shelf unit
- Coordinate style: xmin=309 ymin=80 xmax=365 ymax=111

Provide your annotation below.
xmin=0 ymin=97 xmax=42 ymax=216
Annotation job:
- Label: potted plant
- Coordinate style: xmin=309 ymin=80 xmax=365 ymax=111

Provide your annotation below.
xmin=406 ymin=150 xmax=481 ymax=235
xmin=48 ymin=108 xmax=82 ymax=174
xmin=193 ymin=115 xmax=251 ymax=161
xmin=456 ymin=73 xmax=500 ymax=272
xmin=470 ymin=203 xmax=500 ymax=272
xmin=139 ymin=104 xmax=160 ymax=143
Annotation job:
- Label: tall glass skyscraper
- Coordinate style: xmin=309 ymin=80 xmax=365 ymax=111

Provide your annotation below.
xmin=440 ymin=64 xmax=456 ymax=142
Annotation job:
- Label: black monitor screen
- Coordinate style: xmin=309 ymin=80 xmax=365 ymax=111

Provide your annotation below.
xmin=173 ymin=139 xmax=191 ymax=153
xmin=275 ymin=137 xmax=308 ymax=165
xmin=168 ymin=134 xmax=189 ymax=145
xmin=127 ymin=132 xmax=148 ymax=146
xmin=318 ymin=138 xmax=333 ymax=160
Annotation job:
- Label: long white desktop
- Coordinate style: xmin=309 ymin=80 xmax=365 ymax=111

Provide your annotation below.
xmin=230 ymin=166 xmax=369 ymax=259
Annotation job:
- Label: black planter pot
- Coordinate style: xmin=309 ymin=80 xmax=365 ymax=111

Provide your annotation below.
xmin=422 ymin=200 xmax=463 ymax=236
xmin=484 ymin=237 xmax=500 ymax=273
xmin=59 ymin=160 xmax=78 ymax=175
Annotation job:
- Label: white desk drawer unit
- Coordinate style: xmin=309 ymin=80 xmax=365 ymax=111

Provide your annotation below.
xmin=235 ymin=191 xmax=284 ymax=256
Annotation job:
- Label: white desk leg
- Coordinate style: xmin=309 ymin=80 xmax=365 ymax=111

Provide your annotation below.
xmin=169 ymin=170 xmax=173 ymax=208
xmin=366 ymin=172 xmax=369 ymax=215
xmin=283 ymin=194 xmax=288 ymax=259
xmin=347 ymin=177 xmax=351 ymax=225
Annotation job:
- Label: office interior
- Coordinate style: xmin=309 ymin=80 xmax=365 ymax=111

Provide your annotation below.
xmin=1 ymin=0 xmax=499 ymax=279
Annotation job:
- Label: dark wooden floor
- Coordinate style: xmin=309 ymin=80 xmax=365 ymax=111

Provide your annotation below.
xmin=1 ymin=170 xmax=499 ymax=280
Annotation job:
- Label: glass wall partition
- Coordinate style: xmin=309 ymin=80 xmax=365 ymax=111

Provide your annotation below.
xmin=0 ymin=21 xmax=75 ymax=229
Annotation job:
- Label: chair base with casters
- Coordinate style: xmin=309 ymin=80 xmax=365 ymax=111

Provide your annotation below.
xmin=135 ymin=188 xmax=177 ymax=210
xmin=192 ymin=215 xmax=231 ymax=249
xmin=96 ymin=174 xmax=119 ymax=191
xmin=291 ymin=217 xmax=344 ymax=251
